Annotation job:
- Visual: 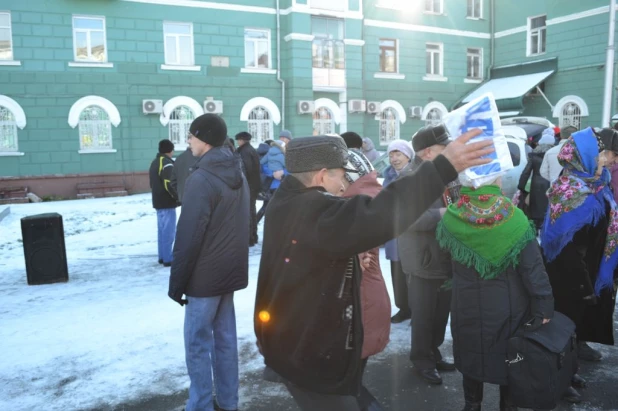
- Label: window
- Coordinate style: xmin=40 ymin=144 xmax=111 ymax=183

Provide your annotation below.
xmin=467 ymin=0 xmax=482 ymax=19
xmin=78 ymin=106 xmax=112 ymax=150
xmin=168 ymin=106 xmax=194 ymax=149
xmin=244 ymin=29 xmax=271 ymax=69
xmin=379 ymin=39 xmax=397 ymax=73
xmin=425 ymin=108 xmax=443 ymax=127
xmin=312 ymin=17 xmax=345 ymax=69
xmin=528 ymin=15 xmax=546 ymax=56
xmin=72 ymin=16 xmax=107 ymax=63
xmin=425 ymin=0 xmax=443 ymax=14
xmin=379 ymin=108 xmax=399 ymax=145
xmin=560 ymin=102 xmax=582 ymax=130
xmin=426 ymin=43 xmax=443 ymax=76
xmin=467 ymin=48 xmax=482 ymax=79
xmin=507 ymin=142 xmax=521 ymax=167
xmin=163 ymin=22 xmax=194 ymax=66
xmin=0 ymin=12 xmax=13 ymax=61
xmin=247 ymin=106 xmax=273 ymax=146
xmin=0 ymin=106 xmax=17 ymax=152
xmin=313 ymin=107 xmax=335 ymax=135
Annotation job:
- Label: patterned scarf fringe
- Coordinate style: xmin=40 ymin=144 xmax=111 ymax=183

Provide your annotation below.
xmin=437 ymin=221 xmax=537 ymax=281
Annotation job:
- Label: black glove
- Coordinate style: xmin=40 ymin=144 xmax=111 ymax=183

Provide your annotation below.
xmin=583 ymin=294 xmax=598 ymax=306
xmin=168 ymin=289 xmax=188 ymax=306
xmin=517 ymin=191 xmax=528 ymax=210
xmin=524 ymin=316 xmax=545 ymax=332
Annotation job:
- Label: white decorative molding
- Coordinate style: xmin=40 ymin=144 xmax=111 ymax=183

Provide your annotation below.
xmin=280 ymin=6 xmax=363 ymax=20
xmin=78 ymin=149 xmax=118 ymax=154
xmin=374 ymin=72 xmax=405 ymax=80
xmin=552 ymin=95 xmax=590 ymax=117
xmin=314 ymin=98 xmax=342 ymax=124
xmin=284 ymin=33 xmax=315 ymax=42
xmin=160 ymin=64 xmax=201 ymax=71
xmin=0 ymin=60 xmax=21 ymax=66
xmin=423 ymin=75 xmax=449 ymax=82
xmin=68 ymin=96 xmax=121 ymax=128
xmin=0 ymin=95 xmax=27 ymax=129
xmin=344 ymin=39 xmax=365 ymax=46
xmin=68 ymin=62 xmax=114 ymax=68
xmin=240 ymin=68 xmax=277 ymax=74
xmin=381 ymin=100 xmax=407 ymax=124
xmin=464 ymin=78 xmax=483 ymax=84
xmin=496 ymin=6 xmax=610 ymax=38
xmin=120 ymin=0 xmax=277 ymax=14
xmin=0 ymin=151 xmax=25 ymax=156
xmin=364 ymin=19 xmax=489 ymax=39
xmin=159 ymin=96 xmax=204 ymax=126
xmin=421 ymin=101 xmax=449 ymax=120
xmin=240 ymin=97 xmax=281 ymax=125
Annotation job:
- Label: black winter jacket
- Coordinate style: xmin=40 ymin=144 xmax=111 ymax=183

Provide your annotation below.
xmin=255 ymin=155 xmax=458 ymax=395
xmin=450 ymin=240 xmax=554 ymax=385
xmin=149 ymin=153 xmax=178 ymax=209
xmin=171 ymin=148 xmax=198 ymax=203
xmin=518 ymin=145 xmax=551 ymax=221
xmin=545 ymin=201 xmax=615 ymax=345
xmin=168 ymin=147 xmax=249 ymax=300
xmin=237 ymin=143 xmax=262 ymax=199
xmin=398 ymin=159 xmax=452 ymax=280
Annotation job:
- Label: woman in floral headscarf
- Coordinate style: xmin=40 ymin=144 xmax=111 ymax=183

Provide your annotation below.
xmin=541 ymin=127 xmax=618 ymax=368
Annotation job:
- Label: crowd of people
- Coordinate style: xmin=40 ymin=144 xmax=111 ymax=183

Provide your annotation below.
xmin=147 ymin=113 xmax=618 ymax=411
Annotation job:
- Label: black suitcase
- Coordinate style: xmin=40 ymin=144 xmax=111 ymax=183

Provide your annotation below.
xmin=21 ymin=213 xmax=69 ymax=285
xmin=506 ymin=312 xmax=577 ymax=410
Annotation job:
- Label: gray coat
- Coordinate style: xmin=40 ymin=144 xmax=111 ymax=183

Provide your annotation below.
xmin=450 ymin=240 xmax=554 ymax=385
xmin=171 ymin=148 xmax=198 ymax=203
xmin=398 ymin=159 xmax=451 ymax=280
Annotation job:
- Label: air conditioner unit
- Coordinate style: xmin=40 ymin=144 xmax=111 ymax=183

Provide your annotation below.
xmin=366 ymin=101 xmax=382 ymax=114
xmin=348 ymin=99 xmax=366 ymax=113
xmin=142 ymin=99 xmax=163 ymax=114
xmin=409 ymin=106 xmax=423 ymax=119
xmin=204 ymin=100 xmax=223 ymax=114
xmin=297 ymin=100 xmax=315 ymax=115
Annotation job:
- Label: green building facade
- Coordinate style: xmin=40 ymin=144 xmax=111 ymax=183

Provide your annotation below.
xmin=0 ymin=0 xmax=615 ymax=197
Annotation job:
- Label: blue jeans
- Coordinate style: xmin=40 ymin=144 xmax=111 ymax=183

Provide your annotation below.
xmin=156 ymin=208 xmax=176 ymax=263
xmin=184 ymin=293 xmax=239 ymax=411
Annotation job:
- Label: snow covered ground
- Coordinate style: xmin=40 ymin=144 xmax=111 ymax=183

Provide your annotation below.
xmin=0 ymin=193 xmax=420 ymax=411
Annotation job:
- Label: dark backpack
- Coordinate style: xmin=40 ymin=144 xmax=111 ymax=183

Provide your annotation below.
xmin=506 ymin=312 xmax=577 ymax=410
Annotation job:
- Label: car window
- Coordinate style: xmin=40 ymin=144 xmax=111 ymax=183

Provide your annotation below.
xmin=507 ymin=142 xmax=521 ymax=167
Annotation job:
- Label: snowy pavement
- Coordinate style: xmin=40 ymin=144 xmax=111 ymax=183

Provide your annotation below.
xmin=0 ymin=193 xmax=414 ymax=411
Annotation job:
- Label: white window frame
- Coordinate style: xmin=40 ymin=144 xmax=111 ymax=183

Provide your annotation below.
xmin=424 ymin=0 xmax=443 ymax=15
xmin=247 ymin=106 xmax=274 ymax=147
xmin=168 ymin=105 xmax=194 ymax=150
xmin=527 ymin=14 xmax=547 ymax=57
xmin=244 ymin=28 xmax=272 ymax=70
xmin=424 ymin=43 xmax=446 ymax=81
xmin=466 ymin=47 xmax=483 ymax=80
xmin=0 ymin=106 xmax=18 ymax=153
xmin=379 ymin=107 xmax=400 ymax=146
xmin=72 ymin=15 xmax=108 ymax=63
xmin=466 ymin=0 xmax=482 ymax=19
xmin=559 ymin=102 xmax=582 ymax=130
xmin=163 ymin=21 xmax=195 ymax=67
xmin=78 ymin=105 xmax=114 ymax=152
xmin=313 ymin=106 xmax=336 ymax=135
xmin=0 ymin=11 xmax=15 ymax=63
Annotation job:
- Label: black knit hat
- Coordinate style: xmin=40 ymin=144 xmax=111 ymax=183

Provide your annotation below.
xmin=412 ymin=125 xmax=450 ymax=152
xmin=189 ymin=114 xmax=228 ymax=147
xmin=158 ymin=139 xmax=174 ymax=154
xmin=286 ymin=135 xmax=355 ymax=173
xmin=340 ymin=131 xmax=363 ymax=149
xmin=235 ymin=131 xmax=253 ymax=141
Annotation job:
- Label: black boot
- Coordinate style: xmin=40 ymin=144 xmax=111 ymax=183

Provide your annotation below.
xmin=563 ymin=386 xmax=582 ymax=404
xmin=462 ymin=376 xmax=483 ymax=411
xmin=572 ymin=373 xmax=587 ymax=389
xmin=461 ymin=404 xmax=481 ymax=411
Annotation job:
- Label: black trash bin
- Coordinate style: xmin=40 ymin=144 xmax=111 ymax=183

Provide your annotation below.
xmin=21 ymin=213 xmax=69 ymax=285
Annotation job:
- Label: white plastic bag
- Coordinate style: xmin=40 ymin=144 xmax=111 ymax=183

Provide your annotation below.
xmin=443 ymin=93 xmax=513 ymax=187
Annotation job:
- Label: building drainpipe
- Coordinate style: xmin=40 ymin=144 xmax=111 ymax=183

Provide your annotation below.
xmin=276 ymin=0 xmax=285 ymax=130
xmin=487 ymin=0 xmax=495 ymax=80
xmin=603 ymin=0 xmax=616 ymax=127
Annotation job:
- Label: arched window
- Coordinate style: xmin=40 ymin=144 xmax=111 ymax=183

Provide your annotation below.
xmin=379 ymin=108 xmax=400 ymax=145
xmin=560 ymin=102 xmax=582 ymax=130
xmin=168 ymin=106 xmax=194 ymax=149
xmin=247 ymin=106 xmax=273 ymax=146
xmin=425 ymin=108 xmax=443 ymax=126
xmin=78 ymin=106 xmax=112 ymax=151
xmin=313 ymin=107 xmax=335 ymax=135
xmin=0 ymin=106 xmax=18 ymax=152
